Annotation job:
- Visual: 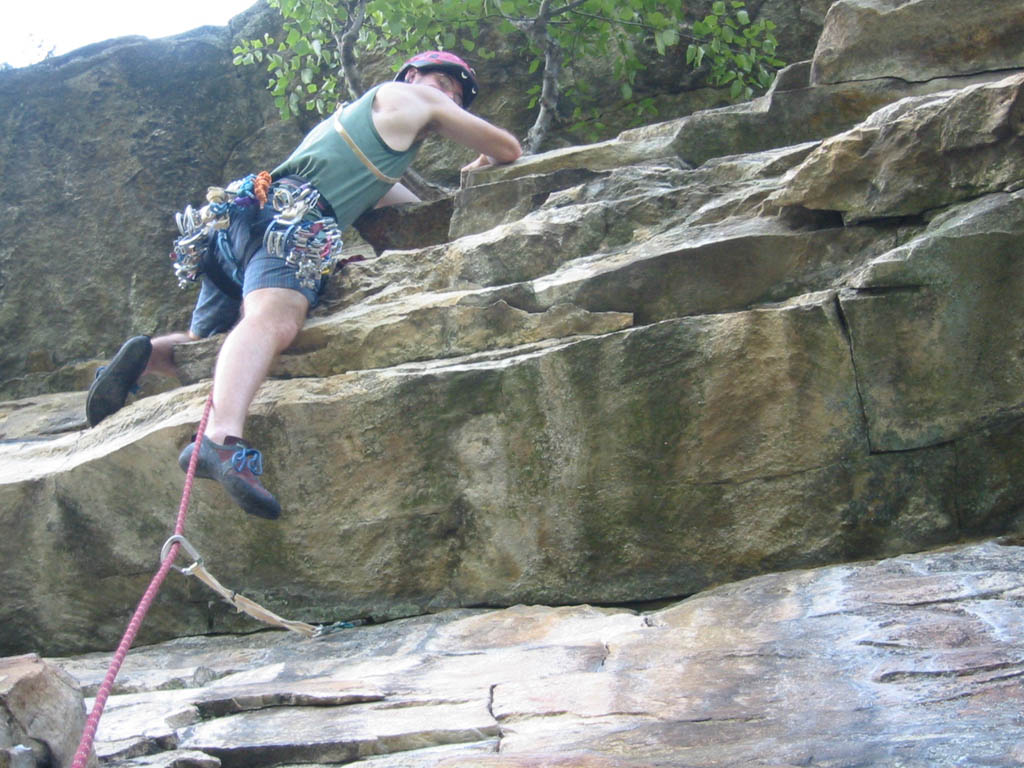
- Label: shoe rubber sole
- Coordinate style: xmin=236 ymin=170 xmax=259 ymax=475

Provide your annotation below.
xmin=178 ymin=436 xmax=282 ymax=519
xmin=86 ymin=336 xmax=152 ymax=427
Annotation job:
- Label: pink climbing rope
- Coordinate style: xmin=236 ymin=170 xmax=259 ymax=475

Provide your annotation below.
xmin=70 ymin=392 xmax=215 ymax=768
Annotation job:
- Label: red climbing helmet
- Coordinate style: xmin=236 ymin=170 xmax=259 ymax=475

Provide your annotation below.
xmin=395 ymin=51 xmax=480 ymax=109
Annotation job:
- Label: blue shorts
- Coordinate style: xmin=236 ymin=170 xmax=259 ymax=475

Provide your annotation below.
xmin=188 ymin=198 xmax=322 ymax=338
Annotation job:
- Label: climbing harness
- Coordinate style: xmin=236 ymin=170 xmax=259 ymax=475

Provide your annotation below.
xmin=170 ymin=172 xmax=343 ymax=293
xmin=70 ymin=389 xmax=356 ymax=767
xmin=170 ymin=172 xmax=268 ymax=288
xmin=262 ymin=181 xmax=345 ymax=291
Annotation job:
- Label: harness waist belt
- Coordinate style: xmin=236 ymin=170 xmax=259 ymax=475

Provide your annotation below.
xmin=273 ymin=175 xmax=336 ymax=218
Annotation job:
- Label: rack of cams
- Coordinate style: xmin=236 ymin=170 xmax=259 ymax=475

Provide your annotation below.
xmin=264 ymin=184 xmax=344 ymax=291
xmin=171 ymin=178 xmax=343 ymax=291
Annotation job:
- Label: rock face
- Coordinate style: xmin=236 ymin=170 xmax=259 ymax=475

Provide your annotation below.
xmin=811 ymin=0 xmax=1024 ymax=85
xmin=47 ymin=542 xmax=1024 ymax=767
xmin=0 ymin=654 xmax=97 ymax=768
xmin=2 ymin=0 xmax=1024 ymax=661
xmin=0 ymin=1 xmax=814 ymax=403
xmin=771 ymin=75 xmax=1024 ymax=222
xmin=3 ymin=0 xmax=1024 ymax=764
xmin=0 ymin=6 xmax=304 ymax=402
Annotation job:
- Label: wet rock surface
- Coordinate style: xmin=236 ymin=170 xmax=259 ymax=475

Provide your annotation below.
xmin=48 ymin=542 xmax=1024 ymax=767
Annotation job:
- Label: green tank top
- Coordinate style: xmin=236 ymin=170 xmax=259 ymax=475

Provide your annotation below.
xmin=272 ymin=84 xmax=421 ymax=229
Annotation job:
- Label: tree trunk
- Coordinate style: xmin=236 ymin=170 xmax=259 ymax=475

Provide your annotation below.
xmin=337 ymin=0 xmax=368 ymax=99
xmin=522 ymin=0 xmax=567 ymax=154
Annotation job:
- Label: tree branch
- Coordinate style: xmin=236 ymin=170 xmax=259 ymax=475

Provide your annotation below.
xmin=337 ymin=0 xmax=368 ymax=99
xmin=547 ymin=0 xmax=592 ymax=17
xmin=523 ymin=0 xmax=564 ymax=153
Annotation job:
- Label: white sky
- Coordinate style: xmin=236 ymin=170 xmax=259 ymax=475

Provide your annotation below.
xmin=3 ymin=0 xmax=258 ymax=68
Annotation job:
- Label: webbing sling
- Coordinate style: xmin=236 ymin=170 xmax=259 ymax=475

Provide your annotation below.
xmin=333 ymin=113 xmax=404 ymax=185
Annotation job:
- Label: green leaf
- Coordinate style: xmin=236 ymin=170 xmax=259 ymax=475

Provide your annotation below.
xmin=252 ymin=0 xmax=782 ymax=130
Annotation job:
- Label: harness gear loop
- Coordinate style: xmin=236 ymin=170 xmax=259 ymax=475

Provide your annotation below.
xmin=170 ymin=172 xmax=265 ymax=289
xmin=170 ymin=173 xmax=343 ymax=294
xmin=263 ymin=181 xmax=344 ymax=291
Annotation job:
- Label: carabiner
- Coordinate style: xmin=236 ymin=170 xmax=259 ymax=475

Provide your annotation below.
xmin=160 ymin=534 xmax=204 ymax=573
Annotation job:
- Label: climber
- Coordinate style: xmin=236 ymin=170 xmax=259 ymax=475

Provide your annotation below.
xmin=86 ymin=50 xmax=522 ymax=520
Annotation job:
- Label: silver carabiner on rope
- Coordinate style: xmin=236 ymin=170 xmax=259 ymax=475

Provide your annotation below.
xmin=160 ymin=534 xmax=204 ymax=573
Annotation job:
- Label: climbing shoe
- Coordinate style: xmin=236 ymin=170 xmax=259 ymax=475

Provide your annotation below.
xmin=178 ymin=435 xmax=282 ymax=520
xmin=86 ymin=335 xmax=152 ymax=427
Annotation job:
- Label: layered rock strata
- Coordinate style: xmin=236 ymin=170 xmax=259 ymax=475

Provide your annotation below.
xmin=48 ymin=542 xmax=1024 ymax=767
xmin=4 ymin=65 xmax=1023 ymax=656
xmin=2 ymin=0 xmax=1024 ymax=764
